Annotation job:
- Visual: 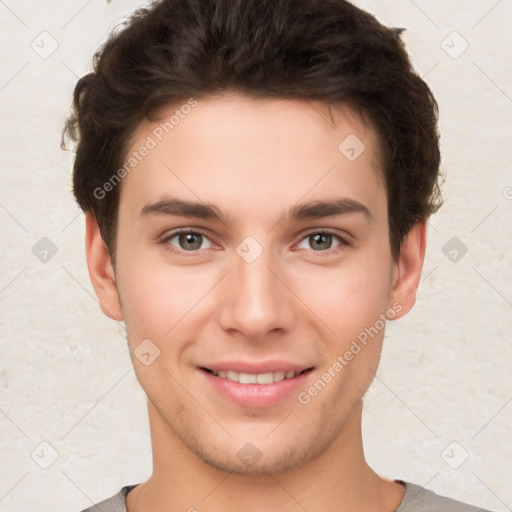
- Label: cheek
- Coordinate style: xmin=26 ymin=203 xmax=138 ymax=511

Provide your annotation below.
xmin=311 ymin=262 xmax=390 ymax=401
xmin=116 ymin=250 xmax=217 ymax=343
xmin=296 ymin=254 xmax=392 ymax=340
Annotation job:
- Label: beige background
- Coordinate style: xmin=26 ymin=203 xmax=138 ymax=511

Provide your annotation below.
xmin=1 ymin=0 xmax=511 ymax=510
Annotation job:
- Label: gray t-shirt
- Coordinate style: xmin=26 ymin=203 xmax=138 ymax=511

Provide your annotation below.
xmin=80 ymin=480 xmax=493 ymax=511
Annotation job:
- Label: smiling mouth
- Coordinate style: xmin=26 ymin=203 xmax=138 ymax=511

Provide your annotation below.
xmin=201 ymin=367 xmax=314 ymax=385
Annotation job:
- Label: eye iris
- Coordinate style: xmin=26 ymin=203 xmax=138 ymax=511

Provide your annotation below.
xmin=310 ymin=233 xmax=332 ymax=251
xmin=179 ymin=232 xmax=202 ymax=250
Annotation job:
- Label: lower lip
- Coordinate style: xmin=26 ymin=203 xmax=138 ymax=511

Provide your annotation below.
xmin=199 ymin=368 xmax=313 ymax=408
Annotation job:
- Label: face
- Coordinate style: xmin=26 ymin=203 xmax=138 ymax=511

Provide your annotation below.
xmin=91 ymin=94 xmax=418 ymax=475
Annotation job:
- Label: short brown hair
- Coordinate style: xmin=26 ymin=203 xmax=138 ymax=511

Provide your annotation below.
xmin=62 ymin=0 xmax=442 ymax=263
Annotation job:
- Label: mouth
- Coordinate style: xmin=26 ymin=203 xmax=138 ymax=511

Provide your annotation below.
xmin=198 ymin=364 xmax=315 ymax=408
xmin=201 ymin=367 xmax=313 ymax=384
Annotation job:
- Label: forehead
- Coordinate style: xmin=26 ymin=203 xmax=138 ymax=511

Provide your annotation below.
xmin=117 ymin=94 xmax=386 ymax=226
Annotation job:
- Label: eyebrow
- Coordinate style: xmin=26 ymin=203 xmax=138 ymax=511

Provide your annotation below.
xmin=140 ymin=196 xmax=373 ymax=223
xmin=286 ymin=198 xmax=373 ymax=223
xmin=140 ymin=198 xmax=227 ymax=222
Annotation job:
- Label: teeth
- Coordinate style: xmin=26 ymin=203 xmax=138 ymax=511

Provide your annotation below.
xmin=239 ymin=372 xmax=257 ymax=384
xmin=210 ymin=369 xmax=300 ymax=384
xmin=227 ymin=370 xmax=238 ymax=382
xmin=271 ymin=370 xmax=286 ymax=382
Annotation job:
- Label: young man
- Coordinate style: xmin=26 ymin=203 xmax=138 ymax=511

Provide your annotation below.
xmin=63 ymin=0 xmax=493 ymax=510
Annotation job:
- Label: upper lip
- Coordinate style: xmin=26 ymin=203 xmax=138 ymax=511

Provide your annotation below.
xmin=200 ymin=360 xmax=314 ymax=374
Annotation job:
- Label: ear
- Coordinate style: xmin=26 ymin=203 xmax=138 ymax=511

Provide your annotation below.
xmin=388 ymin=219 xmax=428 ymax=320
xmin=85 ymin=212 xmax=123 ymax=321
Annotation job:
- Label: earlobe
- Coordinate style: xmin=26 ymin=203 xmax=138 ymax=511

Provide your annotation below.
xmin=389 ymin=220 xmax=428 ymax=320
xmin=85 ymin=212 xmax=123 ymax=321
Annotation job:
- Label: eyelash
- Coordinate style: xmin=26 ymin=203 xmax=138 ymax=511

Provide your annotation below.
xmin=161 ymin=228 xmax=351 ymax=257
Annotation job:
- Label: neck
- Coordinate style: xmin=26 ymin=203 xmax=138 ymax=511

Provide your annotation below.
xmin=126 ymin=400 xmax=404 ymax=512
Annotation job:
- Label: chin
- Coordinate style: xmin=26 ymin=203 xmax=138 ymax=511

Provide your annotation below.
xmin=183 ymin=424 xmax=337 ymax=477
xmin=194 ymin=444 xmax=316 ymax=476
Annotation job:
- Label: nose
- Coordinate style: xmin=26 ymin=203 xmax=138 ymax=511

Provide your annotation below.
xmin=217 ymin=244 xmax=296 ymax=341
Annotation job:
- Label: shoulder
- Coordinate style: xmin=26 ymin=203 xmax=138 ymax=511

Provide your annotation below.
xmin=78 ymin=481 xmax=494 ymax=512
xmin=397 ymin=480 xmax=494 ymax=512
xmin=79 ymin=484 xmax=137 ymax=512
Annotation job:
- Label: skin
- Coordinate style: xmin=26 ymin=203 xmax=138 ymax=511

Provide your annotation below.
xmin=86 ymin=94 xmax=427 ymax=512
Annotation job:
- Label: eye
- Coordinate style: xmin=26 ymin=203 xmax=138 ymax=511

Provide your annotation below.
xmin=296 ymin=231 xmax=347 ymax=252
xmin=163 ymin=229 xmax=214 ymax=252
